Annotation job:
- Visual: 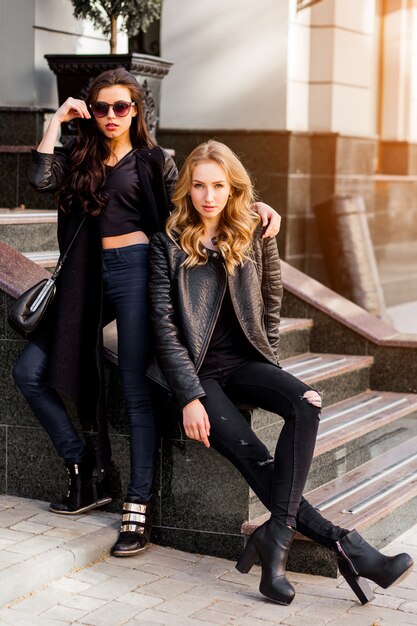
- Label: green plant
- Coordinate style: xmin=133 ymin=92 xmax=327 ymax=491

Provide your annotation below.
xmin=71 ymin=0 xmax=163 ymax=54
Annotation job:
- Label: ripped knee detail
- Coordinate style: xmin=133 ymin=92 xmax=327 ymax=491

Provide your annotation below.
xmin=301 ymin=389 xmax=322 ymax=409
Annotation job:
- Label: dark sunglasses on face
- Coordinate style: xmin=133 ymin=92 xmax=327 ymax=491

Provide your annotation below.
xmin=89 ymin=101 xmax=136 ymax=118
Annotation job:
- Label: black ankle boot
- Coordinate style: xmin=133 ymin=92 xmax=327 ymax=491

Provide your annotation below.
xmin=110 ymin=497 xmax=151 ymax=557
xmin=49 ymin=457 xmax=112 ymax=515
xmin=236 ymin=518 xmax=295 ymax=605
xmin=334 ymin=529 xmax=414 ymax=605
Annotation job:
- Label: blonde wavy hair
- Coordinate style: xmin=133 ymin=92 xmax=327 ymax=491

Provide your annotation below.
xmin=166 ymin=140 xmax=260 ymax=274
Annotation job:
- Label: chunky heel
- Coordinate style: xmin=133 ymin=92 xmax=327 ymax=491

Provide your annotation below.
xmin=338 ymin=557 xmax=375 ymax=605
xmin=236 ymin=535 xmax=259 ymax=574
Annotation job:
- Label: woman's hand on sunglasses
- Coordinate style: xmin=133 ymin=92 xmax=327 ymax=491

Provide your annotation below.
xmin=53 ymin=97 xmax=91 ymax=124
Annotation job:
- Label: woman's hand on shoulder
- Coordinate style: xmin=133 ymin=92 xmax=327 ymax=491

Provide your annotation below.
xmin=252 ymin=202 xmax=281 ymax=239
xmin=53 ymin=97 xmax=91 ymax=124
xmin=182 ymin=399 xmax=211 ymax=448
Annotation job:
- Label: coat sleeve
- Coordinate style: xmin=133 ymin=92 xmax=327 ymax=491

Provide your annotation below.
xmin=261 ymin=235 xmax=283 ymax=361
xmin=161 ymin=148 xmax=178 ymax=206
xmin=28 ymin=147 xmax=69 ymax=193
xmin=149 ymin=233 xmax=206 ymax=408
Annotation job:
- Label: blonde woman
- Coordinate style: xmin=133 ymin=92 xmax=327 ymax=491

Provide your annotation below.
xmin=147 ymin=140 xmax=413 ymax=606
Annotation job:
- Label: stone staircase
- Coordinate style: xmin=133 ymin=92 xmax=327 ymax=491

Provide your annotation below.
xmin=243 ymin=315 xmax=417 ymax=576
xmin=1 ymin=208 xmax=417 ymax=581
xmin=0 ymin=208 xmax=58 ymax=269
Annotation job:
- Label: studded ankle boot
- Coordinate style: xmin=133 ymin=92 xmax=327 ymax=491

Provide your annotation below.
xmin=49 ymin=456 xmax=112 ymax=515
xmin=110 ymin=496 xmax=151 ymax=557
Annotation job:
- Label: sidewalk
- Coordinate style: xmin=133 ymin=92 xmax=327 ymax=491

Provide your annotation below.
xmin=1 ymin=496 xmax=417 ymax=625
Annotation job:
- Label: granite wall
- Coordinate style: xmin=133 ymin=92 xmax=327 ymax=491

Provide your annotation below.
xmin=0 ymin=107 xmax=56 ymax=210
xmin=0 ymin=286 xmax=283 ymax=560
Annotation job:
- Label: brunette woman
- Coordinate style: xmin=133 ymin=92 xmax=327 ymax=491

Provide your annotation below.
xmin=12 ymin=70 xmax=280 ymax=558
xmin=147 ymin=140 xmax=413 ymax=605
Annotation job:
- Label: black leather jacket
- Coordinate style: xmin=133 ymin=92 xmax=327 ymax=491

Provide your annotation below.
xmin=147 ymin=228 xmax=283 ymax=408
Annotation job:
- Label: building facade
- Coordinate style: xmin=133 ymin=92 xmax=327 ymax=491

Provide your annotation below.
xmin=1 ymin=0 xmax=416 ymax=307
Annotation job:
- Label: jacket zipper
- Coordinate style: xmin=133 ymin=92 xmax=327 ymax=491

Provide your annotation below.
xmin=195 ymin=264 xmax=227 ymax=371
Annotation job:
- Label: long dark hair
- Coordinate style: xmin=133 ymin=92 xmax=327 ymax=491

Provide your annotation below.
xmin=60 ymin=67 xmax=155 ymax=216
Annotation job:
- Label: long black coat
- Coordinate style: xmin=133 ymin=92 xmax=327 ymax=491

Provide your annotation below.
xmin=28 ymin=145 xmax=178 ymax=473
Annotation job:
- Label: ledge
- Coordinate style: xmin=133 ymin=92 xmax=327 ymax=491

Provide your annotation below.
xmin=281 ymin=260 xmax=417 ymax=348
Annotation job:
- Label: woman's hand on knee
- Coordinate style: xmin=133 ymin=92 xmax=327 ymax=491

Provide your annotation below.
xmin=182 ymin=399 xmax=211 ymax=448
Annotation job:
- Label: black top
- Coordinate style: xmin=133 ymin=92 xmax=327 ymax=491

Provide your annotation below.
xmin=100 ymin=150 xmax=147 ymax=237
xmin=199 ymin=251 xmax=256 ymax=378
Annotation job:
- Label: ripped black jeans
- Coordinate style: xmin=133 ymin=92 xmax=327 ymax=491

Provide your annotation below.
xmin=199 ymin=360 xmax=321 ymax=528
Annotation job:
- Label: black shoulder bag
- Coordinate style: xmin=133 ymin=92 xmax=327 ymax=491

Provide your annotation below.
xmin=8 ymin=216 xmax=86 ymax=339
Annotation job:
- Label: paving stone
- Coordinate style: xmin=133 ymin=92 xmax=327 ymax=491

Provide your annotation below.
xmin=128 ymin=608 xmax=213 ymax=625
xmin=282 ymin=616 xmax=328 ymax=626
xmin=140 ymin=577 xmax=198 ymax=600
xmin=0 ymin=550 xmax=28 ymax=566
xmin=9 ymin=587 xmax=72 ymax=614
xmin=0 ymin=509 xmax=39 ymax=527
xmin=79 ymin=577 xmax=139 ymax=600
xmin=49 ymin=576 xmax=92 ymax=593
xmin=41 ymin=603 xmax=88 ymax=622
xmin=150 ymin=545 xmax=201 ymax=562
xmin=145 ymin=593 xmax=214 ymax=618
xmin=348 ymin=604 xmax=417 ymax=624
xmin=0 ymin=607 xmax=70 ymax=626
xmin=234 ymin=617 xmax=277 ymax=626
xmin=75 ymin=513 xmax=118 ymax=527
xmin=90 ymin=561 xmax=159 ymax=584
xmin=327 ymin=613 xmax=386 ymax=625
xmin=206 ymin=598 xmax=252 ymax=617
xmin=76 ymin=600 xmax=141 ymax=625
xmin=0 ymin=528 xmax=33 ymax=543
xmin=59 ymin=594 xmax=108 ymax=612
xmin=116 ymin=591 xmax=163 ymax=609
xmin=247 ymin=594 xmax=315 ymax=622
xmin=43 ymin=527 xmax=88 ymax=540
xmin=399 ymin=601 xmax=417 ymax=615
xmin=10 ymin=521 xmax=52 ymax=534
xmin=296 ymin=597 xmax=356 ymax=619
xmin=6 ymin=534 xmax=65 ymax=555
xmin=27 ymin=513 xmax=92 ymax=529
xmin=189 ymin=608 xmax=230 ymax=625
xmin=67 ymin=569 xmax=110 ymax=586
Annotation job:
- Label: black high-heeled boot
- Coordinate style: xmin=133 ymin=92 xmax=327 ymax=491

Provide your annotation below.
xmin=111 ymin=496 xmax=151 ymax=557
xmin=236 ymin=518 xmax=295 ymax=605
xmin=334 ymin=529 xmax=414 ymax=605
xmin=49 ymin=456 xmax=112 ymax=515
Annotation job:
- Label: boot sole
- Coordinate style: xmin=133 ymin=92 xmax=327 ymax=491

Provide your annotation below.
xmin=110 ymin=544 xmax=150 ymax=557
xmin=385 ymin=562 xmax=414 ymax=588
xmin=49 ymin=497 xmax=113 ymax=515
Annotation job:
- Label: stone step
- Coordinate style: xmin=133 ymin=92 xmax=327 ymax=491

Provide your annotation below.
xmin=242 ymin=431 xmax=417 ymax=578
xmin=23 ymin=250 xmax=59 ymax=269
xmin=249 ymin=389 xmax=417 ymax=519
xmin=0 ymin=209 xmax=57 ymax=252
xmin=281 ymin=352 xmax=373 ymax=405
xmin=279 ymin=317 xmax=313 ymax=359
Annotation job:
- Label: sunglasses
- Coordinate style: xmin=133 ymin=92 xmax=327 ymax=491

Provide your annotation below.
xmin=90 ymin=101 xmax=136 ymax=118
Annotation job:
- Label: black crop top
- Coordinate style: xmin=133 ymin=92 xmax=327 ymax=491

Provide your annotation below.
xmin=100 ymin=150 xmax=147 ymax=237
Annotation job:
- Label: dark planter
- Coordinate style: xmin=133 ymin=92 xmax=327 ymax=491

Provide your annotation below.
xmin=45 ymin=53 xmax=172 ymax=141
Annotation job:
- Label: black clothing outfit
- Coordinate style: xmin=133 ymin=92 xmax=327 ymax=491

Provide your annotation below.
xmin=17 ymin=145 xmax=177 ymax=486
xmin=148 ymin=231 xmax=341 ymax=531
xmin=100 ymin=150 xmax=147 ymax=237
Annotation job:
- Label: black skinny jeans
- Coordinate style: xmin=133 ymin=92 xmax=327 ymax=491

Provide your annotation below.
xmin=198 ymin=360 xmax=343 ymax=536
xmin=13 ymin=243 xmax=156 ymax=501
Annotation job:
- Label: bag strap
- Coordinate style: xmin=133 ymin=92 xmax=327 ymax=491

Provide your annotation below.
xmin=51 ymin=216 xmax=87 ymax=280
